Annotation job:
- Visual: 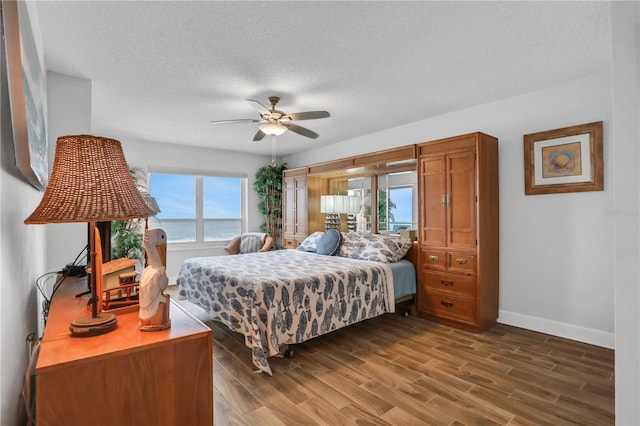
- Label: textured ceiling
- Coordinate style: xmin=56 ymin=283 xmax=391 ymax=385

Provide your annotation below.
xmin=35 ymin=1 xmax=611 ymax=157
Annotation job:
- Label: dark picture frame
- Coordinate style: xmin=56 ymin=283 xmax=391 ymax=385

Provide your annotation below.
xmin=2 ymin=0 xmax=48 ymax=191
xmin=524 ymin=121 xmax=603 ymax=195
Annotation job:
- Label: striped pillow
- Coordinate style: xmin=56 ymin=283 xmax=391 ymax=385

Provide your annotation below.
xmin=240 ymin=235 xmax=263 ymax=254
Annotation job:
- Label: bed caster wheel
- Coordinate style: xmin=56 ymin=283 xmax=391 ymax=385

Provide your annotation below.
xmin=284 ymin=348 xmax=294 ymax=358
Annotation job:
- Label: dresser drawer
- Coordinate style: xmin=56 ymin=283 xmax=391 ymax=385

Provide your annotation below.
xmin=422 ymin=249 xmax=446 ymax=271
xmin=447 ymin=252 xmax=476 ymax=275
xmin=422 ymin=271 xmax=476 ymax=298
xmin=283 ymin=238 xmax=299 ymax=249
xmin=419 ymin=292 xmax=476 ymax=323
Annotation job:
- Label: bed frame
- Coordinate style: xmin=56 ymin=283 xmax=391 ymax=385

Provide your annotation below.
xmin=395 ymin=241 xmax=419 ymax=315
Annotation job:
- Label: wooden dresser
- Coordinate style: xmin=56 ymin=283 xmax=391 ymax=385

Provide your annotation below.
xmin=416 ymin=132 xmax=499 ymax=332
xmin=36 ymin=278 xmax=213 ymax=426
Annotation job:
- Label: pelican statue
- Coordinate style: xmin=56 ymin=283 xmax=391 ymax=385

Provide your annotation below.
xmin=139 ymin=228 xmax=170 ymax=331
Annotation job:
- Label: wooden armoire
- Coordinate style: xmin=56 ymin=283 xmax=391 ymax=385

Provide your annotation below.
xmin=282 ymin=167 xmax=327 ymax=248
xmin=416 ymin=132 xmax=499 ymax=332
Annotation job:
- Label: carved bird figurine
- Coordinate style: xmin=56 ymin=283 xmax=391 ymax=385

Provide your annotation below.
xmin=139 ymin=228 xmax=171 ymax=331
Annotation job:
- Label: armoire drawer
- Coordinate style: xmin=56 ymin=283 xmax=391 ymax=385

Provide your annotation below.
xmin=422 ymin=271 xmax=476 ymax=298
xmin=419 ymin=292 xmax=476 ymax=323
xmin=283 ymin=237 xmax=299 ymax=249
xmin=447 ymin=252 xmax=476 ymax=275
xmin=422 ymin=249 xmax=447 ymax=271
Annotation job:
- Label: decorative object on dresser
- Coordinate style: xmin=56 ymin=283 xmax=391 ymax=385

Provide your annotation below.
xmin=524 ymin=121 xmax=604 ymax=195
xmin=417 ymin=132 xmax=499 ymax=332
xmin=25 ymin=135 xmax=155 ymax=336
xmin=86 ymin=255 xmax=138 ymax=311
xmin=139 ymin=228 xmax=170 ymax=331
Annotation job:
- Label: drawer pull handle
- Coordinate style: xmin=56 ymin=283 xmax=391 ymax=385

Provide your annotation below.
xmin=440 ymin=301 xmax=453 ymax=308
xmin=429 ymin=255 xmax=439 ymax=262
xmin=440 ymin=280 xmax=453 ymax=286
xmin=456 ymin=259 xmax=467 ymax=265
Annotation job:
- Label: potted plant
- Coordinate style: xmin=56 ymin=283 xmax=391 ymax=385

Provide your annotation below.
xmin=111 ymin=167 xmax=147 ymax=263
xmin=253 ymin=163 xmax=287 ymax=249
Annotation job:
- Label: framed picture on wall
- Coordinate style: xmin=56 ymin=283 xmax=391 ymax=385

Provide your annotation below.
xmin=524 ymin=121 xmax=603 ymax=195
xmin=2 ymin=0 xmax=48 ymax=191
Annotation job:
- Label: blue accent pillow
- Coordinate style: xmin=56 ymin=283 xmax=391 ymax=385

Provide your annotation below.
xmin=315 ymin=229 xmax=343 ymax=256
xmin=297 ymin=231 xmax=324 ymax=252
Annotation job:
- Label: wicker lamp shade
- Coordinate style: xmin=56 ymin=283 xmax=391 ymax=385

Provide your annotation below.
xmin=25 ymin=135 xmax=154 ymax=336
xmin=25 ymin=135 xmax=154 ymax=224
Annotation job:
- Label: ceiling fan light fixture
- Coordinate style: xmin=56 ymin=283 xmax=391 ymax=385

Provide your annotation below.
xmin=259 ymin=122 xmax=288 ymax=136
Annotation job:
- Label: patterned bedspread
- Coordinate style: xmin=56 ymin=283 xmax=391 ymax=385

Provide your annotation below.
xmin=177 ymin=249 xmax=394 ymax=375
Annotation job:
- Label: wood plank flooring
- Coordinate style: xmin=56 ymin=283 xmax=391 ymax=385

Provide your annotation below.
xmin=170 ymin=289 xmax=614 ymax=426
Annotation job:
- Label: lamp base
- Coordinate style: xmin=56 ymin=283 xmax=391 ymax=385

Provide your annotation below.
xmin=69 ymin=312 xmax=118 ymax=337
xmin=324 ymin=213 xmax=341 ymax=231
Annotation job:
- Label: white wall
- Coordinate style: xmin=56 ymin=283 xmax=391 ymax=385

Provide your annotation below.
xmin=611 ymin=2 xmax=640 ymax=424
xmin=0 ymin=3 xmax=46 ymax=424
xmin=45 ymin=72 xmax=92 ymax=271
xmin=286 ymin=72 xmax=615 ymax=349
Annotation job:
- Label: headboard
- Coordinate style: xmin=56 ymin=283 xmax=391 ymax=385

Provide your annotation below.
xmin=403 ymin=241 xmax=419 ymax=272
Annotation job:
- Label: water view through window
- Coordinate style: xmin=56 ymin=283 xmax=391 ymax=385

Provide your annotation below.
xmin=148 ymin=173 xmax=244 ymax=243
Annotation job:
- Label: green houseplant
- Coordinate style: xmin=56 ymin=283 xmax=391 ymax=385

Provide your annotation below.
xmin=253 ymin=163 xmax=287 ymax=249
xmin=111 ymin=167 xmax=147 ymax=261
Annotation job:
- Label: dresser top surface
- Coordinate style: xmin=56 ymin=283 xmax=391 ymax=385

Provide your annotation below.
xmin=37 ymin=277 xmax=211 ymax=372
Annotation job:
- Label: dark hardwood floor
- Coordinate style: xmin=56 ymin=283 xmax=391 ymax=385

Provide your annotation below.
xmin=170 ymin=289 xmax=614 ymax=426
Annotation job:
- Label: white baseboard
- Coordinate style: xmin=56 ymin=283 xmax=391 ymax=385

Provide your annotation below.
xmin=498 ymin=310 xmax=614 ymax=350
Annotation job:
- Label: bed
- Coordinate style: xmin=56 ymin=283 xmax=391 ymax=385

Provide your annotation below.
xmin=177 ymin=231 xmax=417 ymax=375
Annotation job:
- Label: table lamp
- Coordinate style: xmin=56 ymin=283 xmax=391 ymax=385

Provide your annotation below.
xmin=320 ymin=194 xmax=351 ymax=230
xmin=25 ymin=135 xmax=154 ymax=336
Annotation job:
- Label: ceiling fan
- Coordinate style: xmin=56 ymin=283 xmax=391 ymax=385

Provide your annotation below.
xmin=209 ymin=96 xmax=330 ymax=141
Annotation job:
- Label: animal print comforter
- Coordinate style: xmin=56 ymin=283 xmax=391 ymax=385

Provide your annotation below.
xmin=177 ymin=249 xmax=394 ymax=375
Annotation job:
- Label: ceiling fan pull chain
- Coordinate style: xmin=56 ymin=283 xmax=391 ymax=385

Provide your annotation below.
xmin=271 ymin=135 xmax=277 ymax=165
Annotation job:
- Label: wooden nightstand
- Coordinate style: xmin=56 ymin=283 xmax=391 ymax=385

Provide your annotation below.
xmin=35 ymin=277 xmax=213 ymax=426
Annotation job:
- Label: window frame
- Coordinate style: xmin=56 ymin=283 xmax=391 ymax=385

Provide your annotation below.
xmin=147 ymin=167 xmax=248 ymax=247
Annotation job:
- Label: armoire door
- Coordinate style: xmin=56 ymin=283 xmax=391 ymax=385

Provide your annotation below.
xmin=283 ymin=177 xmax=296 ymax=236
xmin=446 ymin=150 xmax=476 ymax=249
xmin=419 ymin=154 xmax=447 ymax=247
xmin=294 ymin=176 xmax=307 ymax=237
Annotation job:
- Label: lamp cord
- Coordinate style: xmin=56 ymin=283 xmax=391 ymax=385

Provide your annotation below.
xmin=35 ymin=244 xmax=88 ymax=327
xmin=22 ymin=335 xmax=40 ymax=426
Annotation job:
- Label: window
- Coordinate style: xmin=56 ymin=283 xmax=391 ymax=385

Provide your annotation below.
xmin=387 ymin=186 xmax=415 ymax=231
xmin=377 ymin=171 xmax=417 ymax=233
xmin=148 ymin=172 xmax=245 ymax=243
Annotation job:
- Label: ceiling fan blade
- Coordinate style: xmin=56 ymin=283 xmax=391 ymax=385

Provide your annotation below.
xmin=253 ymin=129 xmax=266 ymax=141
xmin=209 ymin=118 xmax=261 ymax=125
xmin=287 ymin=111 xmax=330 ymax=121
xmin=246 ymin=99 xmax=271 ymax=113
xmin=283 ymin=123 xmax=319 ymax=139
